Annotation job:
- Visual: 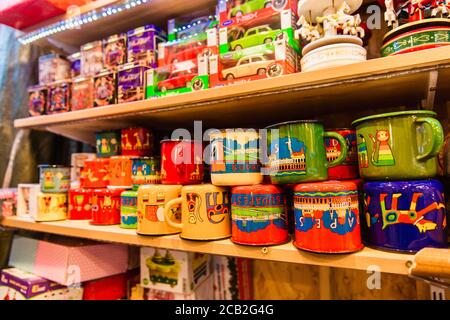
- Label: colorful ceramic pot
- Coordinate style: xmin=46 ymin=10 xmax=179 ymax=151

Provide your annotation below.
xmin=131 ymin=157 xmax=161 ymax=185
xmin=210 ymin=129 xmax=263 ymax=186
xmin=120 ymin=188 xmax=138 ymax=229
xmin=70 ymin=153 xmax=96 ymax=188
xmin=91 ymin=188 xmax=124 ymax=225
xmin=325 ymin=128 xmax=358 ymax=180
xmin=109 ymin=156 xmax=133 ymax=188
xmin=160 ymin=139 xmax=204 ymax=185
xmin=35 ymin=192 xmax=67 ymax=222
xmin=80 ymin=158 xmax=110 ymax=188
xmin=137 ymin=184 xmax=182 ymax=235
xmin=363 ymin=180 xmax=447 ymax=253
xmin=231 ymin=185 xmax=289 ymax=246
xmin=293 ymin=181 xmax=363 ymax=253
xmin=265 ymin=120 xmax=348 ymax=184
xmin=39 ymin=165 xmax=70 ymax=193
xmin=381 ymin=19 xmax=450 ymax=56
xmin=68 ymin=188 xmax=92 ymax=220
xmin=164 ymin=184 xmax=231 ymax=240
xmin=352 ymin=110 xmax=444 ymax=180
xmin=95 ymin=131 xmax=121 ymax=158
xmin=121 ymin=127 xmax=153 ymax=157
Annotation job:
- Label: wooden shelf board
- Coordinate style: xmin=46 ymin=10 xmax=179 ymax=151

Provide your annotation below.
xmin=26 ymin=0 xmax=216 ymax=51
xmin=1 ymin=216 xmax=413 ymax=275
xmin=15 ymin=46 xmax=450 ymax=144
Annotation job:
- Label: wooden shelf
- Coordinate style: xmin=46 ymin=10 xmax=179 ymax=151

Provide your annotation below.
xmin=23 ymin=0 xmax=216 ymax=52
xmin=1 ymin=216 xmax=413 ymax=275
xmin=16 ymin=46 xmax=450 ymax=144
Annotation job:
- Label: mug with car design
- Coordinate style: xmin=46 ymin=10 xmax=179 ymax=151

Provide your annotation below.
xmin=95 ymin=131 xmax=121 ymax=158
xmin=39 ymin=165 xmax=71 ymax=193
xmin=231 ymin=184 xmax=289 ymax=246
xmin=131 ymin=157 xmax=161 ymax=185
xmin=121 ymin=127 xmax=153 ymax=157
xmin=90 ymin=187 xmax=124 ymax=225
xmin=363 ymin=180 xmax=447 ymax=253
xmin=265 ymin=121 xmax=348 ymax=184
xmin=35 ymin=192 xmax=67 ymax=222
xmin=164 ymin=184 xmax=231 ymax=240
xmin=160 ymin=139 xmax=204 ymax=185
xmin=137 ymin=184 xmax=182 ymax=235
xmin=80 ymin=158 xmax=110 ymax=188
xmin=293 ymin=181 xmax=363 ymax=253
xmin=209 ymin=129 xmax=263 ymax=186
xmin=109 ymin=156 xmax=133 ymax=188
xmin=68 ymin=188 xmax=93 ymax=220
xmin=325 ymin=128 xmax=359 ymax=180
xmin=352 ymin=110 xmax=444 ymax=180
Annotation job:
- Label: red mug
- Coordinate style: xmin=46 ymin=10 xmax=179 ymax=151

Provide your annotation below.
xmin=80 ymin=158 xmax=110 ymax=188
xmin=90 ymin=187 xmax=124 ymax=225
xmin=121 ymin=127 xmax=153 ymax=157
xmin=325 ymin=128 xmax=359 ymax=180
xmin=160 ymin=139 xmax=204 ymax=185
xmin=68 ymin=188 xmax=93 ymax=220
xmin=109 ymin=156 xmax=133 ymax=188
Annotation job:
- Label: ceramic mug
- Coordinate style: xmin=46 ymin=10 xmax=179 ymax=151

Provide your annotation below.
xmin=293 ymin=181 xmax=363 ymax=253
xmin=231 ymin=184 xmax=289 ymax=246
xmin=210 ymin=129 xmax=263 ymax=186
xmin=35 ymin=192 xmax=67 ymax=222
xmin=265 ymin=120 xmax=348 ymax=184
xmin=325 ymin=128 xmax=359 ymax=180
xmin=164 ymin=184 xmax=231 ymax=240
xmin=363 ymin=179 xmax=447 ymax=253
xmin=352 ymin=110 xmax=444 ymax=180
xmin=160 ymin=139 xmax=204 ymax=185
xmin=90 ymin=187 xmax=124 ymax=225
xmin=137 ymin=184 xmax=182 ymax=236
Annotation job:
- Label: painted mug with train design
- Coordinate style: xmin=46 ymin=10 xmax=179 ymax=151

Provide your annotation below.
xmin=352 ymin=111 xmax=444 ymax=180
xmin=164 ymin=184 xmax=231 ymax=240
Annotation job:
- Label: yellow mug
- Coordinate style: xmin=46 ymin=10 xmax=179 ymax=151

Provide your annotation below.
xmin=164 ymin=184 xmax=231 ymax=240
xmin=137 ymin=184 xmax=182 ymax=236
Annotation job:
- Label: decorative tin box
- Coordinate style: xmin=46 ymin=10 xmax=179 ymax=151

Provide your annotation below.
xmin=121 ymin=127 xmax=153 ymax=156
xmin=70 ymin=152 xmax=96 ymax=188
xmin=109 ymin=156 xmax=133 ymax=188
xmin=121 ymin=188 xmax=138 ymax=229
xmin=17 ymin=184 xmax=40 ymax=218
xmin=140 ymin=247 xmax=211 ymax=294
xmin=91 ymin=187 xmax=124 ymax=225
xmin=0 ymin=268 xmax=83 ymax=300
xmin=35 ymin=192 xmax=67 ymax=222
xmin=81 ymin=40 xmax=103 ymax=76
xmin=80 ymin=158 xmax=110 ymax=188
xmin=117 ymin=63 xmax=149 ymax=103
xmin=71 ymin=76 xmax=94 ymax=111
xmin=39 ymin=165 xmax=70 ymax=193
xmin=68 ymin=52 xmax=81 ymax=78
xmin=38 ymin=53 xmax=70 ymax=85
xmin=127 ymin=24 xmax=166 ymax=68
xmin=103 ymin=33 xmax=127 ymax=69
xmin=95 ymin=130 xmax=121 ymax=157
xmin=28 ymin=85 xmax=47 ymax=116
xmin=131 ymin=157 xmax=161 ymax=185
xmin=47 ymin=80 xmax=71 ymax=114
xmin=68 ymin=188 xmax=92 ymax=220
xmin=93 ymin=68 xmax=117 ymax=107
xmin=9 ymin=236 xmax=129 ymax=286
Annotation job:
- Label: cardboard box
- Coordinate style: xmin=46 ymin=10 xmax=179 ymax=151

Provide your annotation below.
xmin=140 ymin=247 xmax=211 ymax=294
xmin=218 ymin=6 xmax=300 ymax=54
xmin=127 ymin=25 xmax=166 ymax=68
xmin=9 ymin=236 xmax=129 ymax=286
xmin=16 ymin=184 xmax=39 ymax=218
xmin=167 ymin=14 xmax=219 ymax=41
xmin=212 ymin=256 xmax=253 ymax=300
xmin=0 ymin=268 xmax=83 ymax=300
xmin=209 ymin=38 xmax=299 ymax=87
xmin=38 ymin=54 xmax=70 ymax=85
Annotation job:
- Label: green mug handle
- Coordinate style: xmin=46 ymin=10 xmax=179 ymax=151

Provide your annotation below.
xmin=415 ymin=117 xmax=444 ymax=161
xmin=323 ymin=132 xmax=348 ymax=168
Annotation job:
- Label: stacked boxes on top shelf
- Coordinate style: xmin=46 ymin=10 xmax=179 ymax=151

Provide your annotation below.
xmin=209 ymin=0 xmax=300 ymax=87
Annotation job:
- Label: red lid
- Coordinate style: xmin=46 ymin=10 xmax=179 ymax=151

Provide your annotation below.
xmin=293 ymin=181 xmax=358 ymax=192
xmin=232 ymin=184 xmax=283 ymax=194
xmin=94 ymin=188 xmax=124 ymax=196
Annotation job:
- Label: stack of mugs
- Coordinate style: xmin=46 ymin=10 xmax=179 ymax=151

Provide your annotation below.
xmin=353 ymin=111 xmax=447 ymax=253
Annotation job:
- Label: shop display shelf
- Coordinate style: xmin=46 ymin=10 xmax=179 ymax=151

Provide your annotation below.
xmin=14 ymin=45 xmax=450 ymax=144
xmin=1 ymin=216 xmax=414 ymax=275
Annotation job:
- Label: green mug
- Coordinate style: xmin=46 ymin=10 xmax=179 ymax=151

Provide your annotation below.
xmin=352 ymin=110 xmax=444 ymax=180
xmin=265 ymin=120 xmax=348 ymax=184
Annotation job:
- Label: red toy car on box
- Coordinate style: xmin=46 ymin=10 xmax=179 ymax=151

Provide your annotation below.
xmin=157 ymin=69 xmax=197 ymax=92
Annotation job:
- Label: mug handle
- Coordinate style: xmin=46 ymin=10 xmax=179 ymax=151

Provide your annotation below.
xmin=164 ymin=197 xmax=183 ymax=229
xmin=415 ymin=117 xmax=444 ymax=161
xmin=323 ymin=132 xmax=348 ymax=168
